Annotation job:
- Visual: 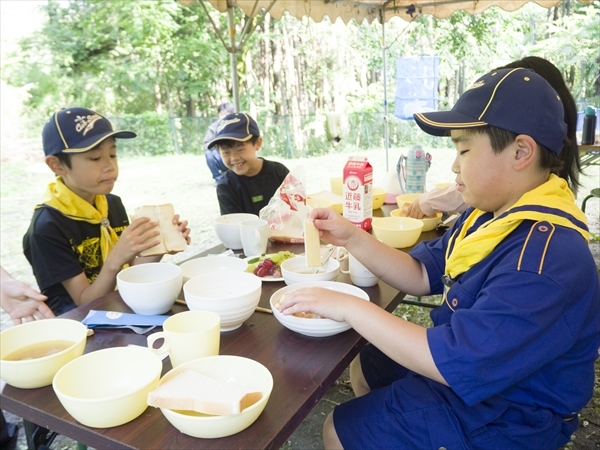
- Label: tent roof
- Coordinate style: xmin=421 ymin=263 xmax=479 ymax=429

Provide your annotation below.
xmin=202 ymin=0 xmax=594 ymax=23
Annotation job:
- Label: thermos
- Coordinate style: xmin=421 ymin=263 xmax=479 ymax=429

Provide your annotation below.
xmin=581 ymin=106 xmax=597 ymax=145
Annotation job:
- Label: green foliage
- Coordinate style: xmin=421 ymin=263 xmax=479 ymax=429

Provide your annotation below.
xmin=111 ymin=112 xmax=174 ymax=156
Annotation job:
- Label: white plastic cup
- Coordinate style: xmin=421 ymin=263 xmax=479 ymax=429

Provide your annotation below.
xmin=240 ymin=219 xmax=269 ymax=257
xmin=341 ymin=253 xmax=378 ymax=287
xmin=147 ymin=310 xmax=220 ymax=367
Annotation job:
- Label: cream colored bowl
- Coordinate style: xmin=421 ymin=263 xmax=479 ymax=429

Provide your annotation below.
xmin=372 ymin=187 xmax=387 ymax=210
xmin=280 ymin=255 xmax=340 ymax=285
xmin=180 ymin=256 xmax=248 ymax=284
xmin=395 ymin=193 xmax=422 ymax=210
xmin=53 ymin=346 xmax=162 ymax=428
xmin=0 ymin=319 xmax=87 ymax=389
xmin=117 ymin=263 xmax=182 ymax=315
xmin=214 ymin=213 xmax=259 ymax=250
xmin=389 ymin=209 xmax=442 ymax=232
xmin=270 ymin=281 xmax=370 ymax=337
xmin=156 ymin=355 xmax=273 ymax=439
xmin=330 ymin=177 xmax=343 ymax=195
xmin=184 ymin=271 xmax=262 ymax=331
xmin=372 ymin=217 xmax=424 ymax=248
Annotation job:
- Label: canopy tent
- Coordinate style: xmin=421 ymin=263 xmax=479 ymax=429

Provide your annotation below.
xmin=180 ymin=0 xmax=593 ymax=165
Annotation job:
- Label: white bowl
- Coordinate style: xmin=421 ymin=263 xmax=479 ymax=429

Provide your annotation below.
xmin=117 ymin=263 xmax=182 ymax=315
xmin=180 ymin=256 xmax=248 ymax=284
xmin=155 ymin=355 xmax=273 ymax=439
xmin=280 ymin=255 xmax=339 ymax=285
xmin=0 ymin=319 xmax=87 ymax=389
xmin=214 ymin=213 xmax=259 ymax=250
xmin=53 ymin=346 xmax=162 ymax=428
xmin=372 ymin=217 xmax=424 ymax=248
xmin=270 ymin=281 xmax=370 ymax=337
xmin=184 ymin=271 xmax=262 ymax=331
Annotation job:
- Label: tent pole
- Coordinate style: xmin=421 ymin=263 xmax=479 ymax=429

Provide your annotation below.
xmin=227 ymin=4 xmax=241 ymax=111
xmin=381 ymin=10 xmax=389 ymax=171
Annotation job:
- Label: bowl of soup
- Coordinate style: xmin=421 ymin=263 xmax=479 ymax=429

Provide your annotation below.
xmin=0 ymin=319 xmax=88 ymax=389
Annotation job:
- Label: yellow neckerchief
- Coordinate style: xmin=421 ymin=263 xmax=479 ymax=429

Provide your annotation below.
xmin=444 ymin=174 xmax=589 ymax=283
xmin=38 ymin=177 xmax=119 ymax=264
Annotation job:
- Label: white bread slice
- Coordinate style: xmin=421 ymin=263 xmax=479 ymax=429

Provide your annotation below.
xmin=132 ymin=204 xmax=187 ymax=256
xmin=147 ymin=369 xmax=262 ymax=416
xmin=303 ymin=219 xmax=321 ymax=267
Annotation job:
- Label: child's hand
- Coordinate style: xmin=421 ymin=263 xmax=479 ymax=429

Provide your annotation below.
xmin=277 ymin=287 xmax=354 ymax=323
xmin=173 ymin=214 xmax=191 ymax=244
xmin=309 ymin=208 xmax=359 ymax=248
xmin=110 ymin=217 xmax=161 ymax=265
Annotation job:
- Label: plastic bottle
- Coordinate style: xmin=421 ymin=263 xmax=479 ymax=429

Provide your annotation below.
xmin=581 ymin=106 xmax=597 ymax=145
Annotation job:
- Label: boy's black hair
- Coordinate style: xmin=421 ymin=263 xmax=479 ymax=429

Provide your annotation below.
xmin=463 ymin=126 xmax=564 ymax=176
xmin=217 ymin=136 xmax=260 ymax=150
xmin=55 ymin=152 xmax=73 ymax=169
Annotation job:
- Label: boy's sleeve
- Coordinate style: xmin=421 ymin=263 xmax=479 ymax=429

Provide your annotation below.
xmin=24 ymin=214 xmax=83 ymax=291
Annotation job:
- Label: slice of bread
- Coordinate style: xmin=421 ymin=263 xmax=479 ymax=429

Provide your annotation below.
xmin=132 ymin=204 xmax=187 ymax=256
xmin=147 ymin=369 xmax=262 ymax=416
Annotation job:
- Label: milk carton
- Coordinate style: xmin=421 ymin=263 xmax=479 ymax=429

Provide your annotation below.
xmin=343 ymin=157 xmax=373 ymax=230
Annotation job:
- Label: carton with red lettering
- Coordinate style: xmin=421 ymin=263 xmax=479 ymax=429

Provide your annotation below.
xmin=343 ymin=157 xmax=373 ymax=230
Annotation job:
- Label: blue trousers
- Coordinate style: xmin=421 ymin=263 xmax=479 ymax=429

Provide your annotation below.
xmin=205 ymin=149 xmax=227 ymax=181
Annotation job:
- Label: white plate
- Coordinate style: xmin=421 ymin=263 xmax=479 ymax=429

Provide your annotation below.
xmin=243 ymin=254 xmax=296 ymax=282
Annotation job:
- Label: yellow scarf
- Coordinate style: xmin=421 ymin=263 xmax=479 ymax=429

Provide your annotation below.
xmin=445 ymin=174 xmax=589 ymax=281
xmin=38 ymin=177 xmax=119 ymax=264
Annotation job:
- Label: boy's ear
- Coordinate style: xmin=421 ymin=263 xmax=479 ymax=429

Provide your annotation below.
xmin=45 ymin=155 xmax=65 ymax=175
xmin=512 ymin=135 xmax=537 ymax=170
xmin=254 ymin=136 xmax=263 ymax=151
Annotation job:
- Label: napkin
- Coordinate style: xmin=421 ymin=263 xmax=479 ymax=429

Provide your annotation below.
xmin=82 ymin=310 xmax=169 ymax=334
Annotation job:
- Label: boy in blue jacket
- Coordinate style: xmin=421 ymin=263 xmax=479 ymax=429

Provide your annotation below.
xmin=279 ymin=68 xmax=600 ymax=449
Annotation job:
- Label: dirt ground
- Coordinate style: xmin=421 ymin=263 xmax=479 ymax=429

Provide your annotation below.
xmin=1 ymin=141 xmax=598 ymax=449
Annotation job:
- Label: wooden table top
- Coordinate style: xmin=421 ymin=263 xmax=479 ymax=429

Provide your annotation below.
xmin=0 ymin=208 xmax=443 ymax=450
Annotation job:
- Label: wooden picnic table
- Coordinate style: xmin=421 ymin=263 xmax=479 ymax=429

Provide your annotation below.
xmin=0 ymin=208 xmax=443 ymax=450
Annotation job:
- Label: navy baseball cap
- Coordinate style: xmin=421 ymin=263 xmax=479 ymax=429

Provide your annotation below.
xmin=208 ymin=112 xmax=260 ymax=148
xmin=42 ymin=107 xmax=136 ymax=156
xmin=413 ymin=68 xmax=567 ymax=155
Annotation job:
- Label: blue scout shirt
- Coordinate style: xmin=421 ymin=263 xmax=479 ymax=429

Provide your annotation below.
xmin=411 ymin=209 xmax=600 ymax=423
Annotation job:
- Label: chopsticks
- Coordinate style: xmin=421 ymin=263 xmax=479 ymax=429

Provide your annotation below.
xmin=175 ymin=298 xmax=272 ymax=314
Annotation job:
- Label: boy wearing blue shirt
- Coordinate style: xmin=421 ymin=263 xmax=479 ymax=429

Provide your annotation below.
xmin=279 ymin=68 xmax=600 ymax=448
xmin=208 ymin=112 xmax=289 ymax=216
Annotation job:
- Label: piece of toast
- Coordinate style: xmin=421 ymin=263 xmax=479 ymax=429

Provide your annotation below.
xmin=132 ymin=204 xmax=187 ymax=256
xmin=147 ymin=369 xmax=263 ymax=416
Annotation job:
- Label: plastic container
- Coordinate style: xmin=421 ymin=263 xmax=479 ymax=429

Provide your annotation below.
xmin=582 ymin=106 xmax=597 ymax=145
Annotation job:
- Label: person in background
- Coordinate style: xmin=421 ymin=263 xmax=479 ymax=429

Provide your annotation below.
xmin=406 ymin=56 xmax=583 ymax=219
xmin=23 ymin=107 xmax=191 ymax=316
xmin=0 ymin=267 xmax=55 ymax=450
xmin=0 ymin=266 xmax=54 ymax=325
xmin=203 ymin=102 xmax=235 ymax=184
xmin=208 ymin=112 xmax=289 ymax=216
xmin=280 ymin=68 xmax=599 ymax=448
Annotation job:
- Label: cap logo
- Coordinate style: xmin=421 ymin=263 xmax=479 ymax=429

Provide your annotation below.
xmin=217 ymin=117 xmax=241 ymax=133
xmin=74 ymin=113 xmax=103 ymax=136
xmin=466 ymin=80 xmax=485 ymax=91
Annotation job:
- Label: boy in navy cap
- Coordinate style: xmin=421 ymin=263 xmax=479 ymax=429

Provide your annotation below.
xmin=208 ymin=112 xmax=289 ymax=216
xmin=278 ymin=68 xmax=600 ymax=448
xmin=23 ymin=107 xmax=190 ymax=315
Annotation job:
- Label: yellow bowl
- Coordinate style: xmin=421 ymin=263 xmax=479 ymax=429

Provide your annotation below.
xmin=53 ymin=346 xmax=162 ymax=428
xmin=156 ymin=355 xmax=273 ymax=438
xmin=0 ymin=319 xmax=87 ymax=389
xmin=372 ymin=217 xmax=424 ymax=248
xmin=395 ymin=193 xmax=422 ymax=210
xmin=330 ymin=177 xmax=343 ymax=195
xmin=306 ymin=197 xmax=333 ymax=209
xmin=331 ymin=202 xmax=343 ymax=214
xmin=389 ymin=210 xmax=442 ymax=232
xmin=372 ymin=187 xmax=387 ymax=210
